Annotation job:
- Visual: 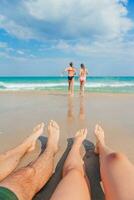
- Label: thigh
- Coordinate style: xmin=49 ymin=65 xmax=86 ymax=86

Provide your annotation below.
xmin=81 ymin=81 xmax=85 ymax=87
xmin=80 ymin=81 xmax=82 ymax=86
xmin=68 ymin=80 xmax=71 ymax=86
xmin=101 ymin=153 xmax=134 ymax=200
xmin=50 ymin=169 xmax=91 ymax=200
xmin=71 ymin=78 xmax=74 ymax=86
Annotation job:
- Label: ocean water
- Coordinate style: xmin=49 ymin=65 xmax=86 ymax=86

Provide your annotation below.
xmin=0 ymin=76 xmax=134 ymax=93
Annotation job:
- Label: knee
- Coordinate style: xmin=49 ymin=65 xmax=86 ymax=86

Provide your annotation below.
xmin=70 ymin=169 xmax=83 ymax=177
xmin=63 ymin=165 xmax=84 ymax=177
xmin=63 ymin=164 xmax=73 ymax=176
xmin=106 ymin=152 xmax=126 ymax=164
xmin=64 ymin=168 xmax=83 ymax=178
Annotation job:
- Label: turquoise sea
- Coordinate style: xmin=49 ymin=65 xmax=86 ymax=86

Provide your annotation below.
xmin=0 ymin=77 xmax=134 ymax=93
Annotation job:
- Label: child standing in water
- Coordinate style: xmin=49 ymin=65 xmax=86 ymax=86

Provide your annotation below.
xmin=64 ymin=62 xmax=76 ymax=95
xmin=79 ymin=64 xmax=88 ymax=95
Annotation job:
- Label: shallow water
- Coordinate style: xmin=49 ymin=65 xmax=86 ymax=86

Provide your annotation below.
xmin=0 ymin=76 xmax=134 ymax=93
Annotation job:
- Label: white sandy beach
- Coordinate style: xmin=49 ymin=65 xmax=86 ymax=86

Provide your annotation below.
xmin=0 ymin=92 xmax=134 ymax=169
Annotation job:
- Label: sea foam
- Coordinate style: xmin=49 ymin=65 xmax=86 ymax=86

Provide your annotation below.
xmin=0 ymin=77 xmax=134 ymax=93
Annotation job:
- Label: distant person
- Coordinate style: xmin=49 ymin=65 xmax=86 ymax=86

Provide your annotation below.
xmin=64 ymin=62 xmax=76 ymax=95
xmin=79 ymin=64 xmax=88 ymax=95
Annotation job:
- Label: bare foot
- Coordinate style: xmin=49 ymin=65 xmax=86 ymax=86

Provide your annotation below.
xmin=47 ymin=120 xmax=60 ymax=153
xmin=74 ymin=128 xmax=87 ymax=146
xmin=94 ymin=124 xmax=105 ymax=153
xmin=26 ymin=123 xmax=45 ymax=152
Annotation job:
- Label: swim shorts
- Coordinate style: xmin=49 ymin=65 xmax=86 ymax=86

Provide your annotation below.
xmin=0 ymin=187 xmax=19 ymax=200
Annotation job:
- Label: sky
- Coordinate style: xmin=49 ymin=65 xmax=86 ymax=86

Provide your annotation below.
xmin=0 ymin=0 xmax=134 ymax=76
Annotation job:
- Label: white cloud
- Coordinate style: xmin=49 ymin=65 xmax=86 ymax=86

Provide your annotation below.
xmin=0 ymin=42 xmax=15 ymax=54
xmin=0 ymin=0 xmax=133 ymax=41
xmin=17 ymin=50 xmax=25 ymax=55
xmin=54 ymin=36 xmax=134 ymax=62
xmin=55 ymin=40 xmax=70 ymax=50
xmin=24 ymin=0 xmax=133 ymax=39
xmin=0 ymin=42 xmax=8 ymax=49
xmin=0 ymin=41 xmax=26 ymax=58
xmin=0 ymin=14 xmax=35 ymax=39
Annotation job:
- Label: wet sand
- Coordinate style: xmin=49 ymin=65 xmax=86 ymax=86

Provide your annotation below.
xmin=0 ymin=91 xmax=134 ymax=169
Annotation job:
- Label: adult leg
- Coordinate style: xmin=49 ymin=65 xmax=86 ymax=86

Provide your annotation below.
xmin=68 ymin=80 xmax=71 ymax=95
xmin=82 ymin=81 xmax=85 ymax=94
xmin=70 ymin=79 xmax=74 ymax=95
xmin=50 ymin=129 xmax=91 ymax=200
xmin=95 ymin=124 xmax=134 ymax=200
xmin=0 ymin=123 xmax=44 ymax=182
xmin=0 ymin=120 xmax=59 ymax=200
xmin=80 ymin=81 xmax=85 ymax=96
xmin=80 ymin=81 xmax=82 ymax=95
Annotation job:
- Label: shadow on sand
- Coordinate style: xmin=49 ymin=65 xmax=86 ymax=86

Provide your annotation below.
xmin=33 ymin=136 xmax=105 ymax=200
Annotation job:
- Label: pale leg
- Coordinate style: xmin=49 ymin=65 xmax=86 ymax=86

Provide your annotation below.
xmin=95 ymin=124 xmax=134 ymax=200
xmin=80 ymin=81 xmax=85 ymax=96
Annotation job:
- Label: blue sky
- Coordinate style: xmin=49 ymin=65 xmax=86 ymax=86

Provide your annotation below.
xmin=0 ymin=0 xmax=134 ymax=76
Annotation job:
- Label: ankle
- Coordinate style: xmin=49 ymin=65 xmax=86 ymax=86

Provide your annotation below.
xmin=46 ymin=143 xmax=58 ymax=155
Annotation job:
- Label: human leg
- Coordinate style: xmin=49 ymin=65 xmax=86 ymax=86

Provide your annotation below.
xmin=82 ymin=81 xmax=85 ymax=94
xmin=50 ymin=129 xmax=91 ymax=200
xmin=0 ymin=120 xmax=59 ymax=200
xmin=81 ymin=81 xmax=85 ymax=95
xmin=80 ymin=81 xmax=82 ymax=94
xmin=70 ymin=79 xmax=74 ymax=95
xmin=68 ymin=80 xmax=71 ymax=95
xmin=95 ymin=124 xmax=134 ymax=200
xmin=0 ymin=123 xmax=44 ymax=182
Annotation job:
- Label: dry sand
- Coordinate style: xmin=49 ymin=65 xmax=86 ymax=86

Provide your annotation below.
xmin=0 ymin=91 xmax=134 ymax=169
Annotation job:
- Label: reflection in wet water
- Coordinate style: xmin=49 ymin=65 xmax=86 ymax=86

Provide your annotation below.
xmin=67 ymin=96 xmax=87 ymax=128
xmin=67 ymin=96 xmax=75 ymax=122
xmin=79 ymin=96 xmax=85 ymax=121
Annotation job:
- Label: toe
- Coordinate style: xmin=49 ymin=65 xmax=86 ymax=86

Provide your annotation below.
xmin=95 ymin=125 xmax=98 ymax=133
xmin=98 ymin=125 xmax=103 ymax=133
xmin=84 ymin=128 xmax=87 ymax=136
xmin=53 ymin=120 xmax=59 ymax=129
xmin=33 ymin=124 xmax=40 ymax=132
xmin=40 ymin=122 xmax=45 ymax=129
xmin=51 ymin=120 xmax=55 ymax=126
xmin=35 ymin=123 xmax=44 ymax=132
xmin=48 ymin=120 xmax=52 ymax=127
xmin=50 ymin=120 xmax=54 ymax=127
xmin=75 ymin=131 xmax=79 ymax=137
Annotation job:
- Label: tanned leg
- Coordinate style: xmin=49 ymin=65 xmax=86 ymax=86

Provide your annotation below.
xmin=70 ymin=79 xmax=74 ymax=96
xmin=68 ymin=80 xmax=71 ymax=95
xmin=0 ymin=123 xmax=44 ymax=182
xmin=0 ymin=120 xmax=59 ymax=200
